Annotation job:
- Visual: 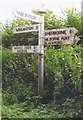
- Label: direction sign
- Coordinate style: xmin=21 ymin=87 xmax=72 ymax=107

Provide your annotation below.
xmin=15 ymin=10 xmax=41 ymax=23
xmin=13 ymin=24 xmax=40 ymax=34
xmin=12 ymin=45 xmax=43 ymax=53
xmin=44 ymin=35 xmax=79 ymax=45
xmin=44 ymin=27 xmax=78 ymax=45
xmin=44 ymin=27 xmax=78 ymax=38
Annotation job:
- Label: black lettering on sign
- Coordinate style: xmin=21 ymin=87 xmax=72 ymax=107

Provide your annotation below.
xmin=16 ymin=27 xmax=28 ymax=32
xmin=17 ymin=50 xmax=27 ymax=53
xmin=27 ymin=27 xmax=33 ymax=30
xmin=61 ymin=36 xmax=69 ymax=40
xmin=63 ymin=30 xmax=66 ymax=34
xmin=45 ymin=32 xmax=49 ymax=36
xmin=45 ymin=40 xmax=62 ymax=45
xmin=31 ymin=15 xmax=36 ymax=20
xmin=25 ymin=13 xmax=28 ymax=17
xmin=24 ymin=46 xmax=31 ymax=49
xmin=14 ymin=46 xmax=23 ymax=50
xmin=25 ymin=14 xmax=36 ymax=20
xmin=45 ymin=29 xmax=67 ymax=37
xmin=36 ymin=25 xmax=38 ymax=30
xmin=33 ymin=46 xmax=37 ymax=52
xmin=45 ymin=38 xmax=49 ymax=41
xmin=17 ymin=11 xmax=24 ymax=17
xmin=50 ymin=37 xmax=59 ymax=41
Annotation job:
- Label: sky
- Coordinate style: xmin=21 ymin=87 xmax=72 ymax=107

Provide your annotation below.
xmin=0 ymin=0 xmax=83 ymax=24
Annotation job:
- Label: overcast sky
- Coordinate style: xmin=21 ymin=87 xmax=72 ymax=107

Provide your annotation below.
xmin=0 ymin=0 xmax=83 ymax=24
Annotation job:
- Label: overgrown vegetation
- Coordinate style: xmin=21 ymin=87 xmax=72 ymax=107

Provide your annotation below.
xmin=1 ymin=8 xmax=82 ymax=119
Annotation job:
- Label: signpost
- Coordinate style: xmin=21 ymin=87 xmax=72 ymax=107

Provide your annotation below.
xmin=13 ymin=24 xmax=40 ymax=34
xmin=13 ymin=9 xmax=45 ymax=96
xmin=15 ymin=10 xmax=41 ymax=23
xmin=12 ymin=8 xmax=79 ymax=96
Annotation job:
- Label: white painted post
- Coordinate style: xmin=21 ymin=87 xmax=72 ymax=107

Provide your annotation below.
xmin=38 ymin=8 xmax=46 ymax=96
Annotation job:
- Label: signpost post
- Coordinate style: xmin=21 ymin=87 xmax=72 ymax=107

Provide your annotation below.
xmin=38 ymin=9 xmax=46 ymax=96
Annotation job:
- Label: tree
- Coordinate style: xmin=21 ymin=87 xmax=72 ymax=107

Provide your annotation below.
xmin=62 ymin=7 xmax=81 ymax=35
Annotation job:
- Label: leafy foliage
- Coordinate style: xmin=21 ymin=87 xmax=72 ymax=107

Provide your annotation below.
xmin=62 ymin=7 xmax=81 ymax=35
xmin=2 ymin=45 xmax=82 ymax=118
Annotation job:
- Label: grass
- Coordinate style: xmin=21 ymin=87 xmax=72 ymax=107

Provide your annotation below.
xmin=2 ymin=103 xmax=61 ymax=119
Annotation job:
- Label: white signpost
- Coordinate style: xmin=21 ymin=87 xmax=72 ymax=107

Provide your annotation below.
xmin=13 ymin=24 xmax=40 ymax=34
xmin=13 ymin=9 xmax=45 ymax=96
xmin=15 ymin=10 xmax=41 ymax=23
xmin=12 ymin=9 xmax=79 ymax=96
